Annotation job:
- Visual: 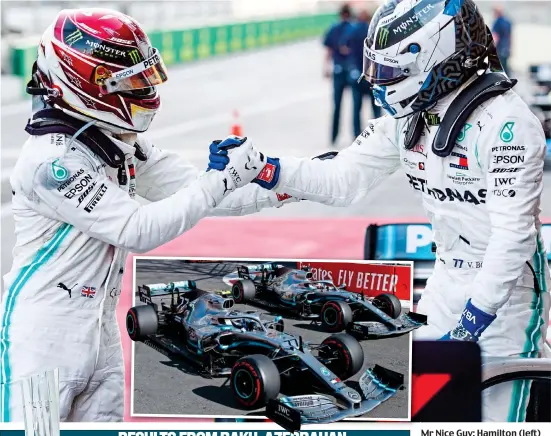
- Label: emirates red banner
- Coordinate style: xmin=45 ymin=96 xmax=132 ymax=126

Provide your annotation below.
xmin=298 ymin=261 xmax=412 ymax=301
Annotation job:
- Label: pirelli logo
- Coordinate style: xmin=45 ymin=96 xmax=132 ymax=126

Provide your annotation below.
xmin=84 ymin=184 xmax=107 ymax=213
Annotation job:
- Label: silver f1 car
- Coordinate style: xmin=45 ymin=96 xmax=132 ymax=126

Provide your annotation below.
xmin=230 ymin=263 xmax=427 ymax=339
xmin=127 ymin=281 xmax=405 ymax=428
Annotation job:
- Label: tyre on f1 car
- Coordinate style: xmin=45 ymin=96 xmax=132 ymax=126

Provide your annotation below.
xmin=230 ymin=354 xmax=281 ymax=409
xmin=318 ymin=333 xmax=364 ymax=380
xmin=372 ymin=293 xmax=402 ymax=319
xmin=127 ymin=304 xmax=158 ymax=341
xmin=320 ymin=300 xmax=353 ymax=332
xmin=232 ymin=279 xmax=256 ymax=303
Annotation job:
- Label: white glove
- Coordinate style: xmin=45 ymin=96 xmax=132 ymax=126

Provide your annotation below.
xmin=201 ymin=136 xmax=265 ymax=204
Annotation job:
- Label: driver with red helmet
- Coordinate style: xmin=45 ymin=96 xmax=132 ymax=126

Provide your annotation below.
xmin=0 ymin=8 xmax=278 ymax=423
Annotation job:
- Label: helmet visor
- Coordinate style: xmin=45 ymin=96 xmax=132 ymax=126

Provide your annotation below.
xmin=101 ymin=48 xmax=168 ymax=94
xmin=361 ymin=42 xmax=418 ymax=86
xmin=361 ymin=0 xmax=446 ymax=85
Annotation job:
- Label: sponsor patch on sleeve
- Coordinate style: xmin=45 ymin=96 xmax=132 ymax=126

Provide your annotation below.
xmin=256 ymin=163 xmax=276 ymax=183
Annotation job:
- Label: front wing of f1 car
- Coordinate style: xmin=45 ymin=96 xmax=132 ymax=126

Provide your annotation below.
xmin=347 ymin=310 xmax=427 ymax=339
xmin=266 ymin=365 xmax=404 ymax=431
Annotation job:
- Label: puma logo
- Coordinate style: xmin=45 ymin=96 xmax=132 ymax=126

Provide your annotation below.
xmin=57 ymin=282 xmax=77 ymax=298
xmin=244 ymin=156 xmax=257 ymax=171
xmin=222 ymin=178 xmax=230 ymax=195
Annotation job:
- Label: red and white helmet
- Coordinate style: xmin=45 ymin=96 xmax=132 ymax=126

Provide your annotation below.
xmin=35 ymin=8 xmax=168 ymax=133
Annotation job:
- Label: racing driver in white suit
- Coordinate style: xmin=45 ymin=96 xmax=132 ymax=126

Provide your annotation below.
xmin=0 ymin=9 xmax=281 ymax=422
xmin=209 ymin=0 xmax=551 ymax=422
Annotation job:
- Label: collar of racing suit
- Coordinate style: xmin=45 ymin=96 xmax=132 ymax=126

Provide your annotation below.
xmin=406 ymin=71 xmax=515 ymax=157
xmin=424 ymin=74 xmax=479 ymax=121
xmin=103 ymin=131 xmax=141 ymax=159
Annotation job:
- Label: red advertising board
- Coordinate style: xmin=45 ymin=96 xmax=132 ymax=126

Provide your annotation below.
xmin=298 ymin=261 xmax=412 ymax=301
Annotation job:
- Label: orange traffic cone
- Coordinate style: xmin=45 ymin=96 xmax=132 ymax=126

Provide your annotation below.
xmin=231 ymin=110 xmax=243 ymax=137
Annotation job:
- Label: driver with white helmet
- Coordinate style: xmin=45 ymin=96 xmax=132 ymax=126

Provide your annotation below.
xmin=210 ymin=0 xmax=550 ymax=422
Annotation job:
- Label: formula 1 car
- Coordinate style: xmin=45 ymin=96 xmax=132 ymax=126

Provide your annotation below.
xmin=127 ymin=281 xmax=404 ymax=427
xmin=229 ymin=263 xmax=427 ymax=339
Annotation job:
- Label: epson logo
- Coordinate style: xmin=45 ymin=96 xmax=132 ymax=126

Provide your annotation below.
xmin=493 ymin=155 xmax=524 ymax=164
xmin=63 ymin=175 xmax=93 ymax=199
xmin=115 ymin=69 xmax=134 ymax=79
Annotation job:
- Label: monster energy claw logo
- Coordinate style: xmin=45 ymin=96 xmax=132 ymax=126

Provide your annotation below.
xmin=378 ymin=27 xmax=390 ymax=47
xmin=499 ymin=121 xmax=515 ymax=143
xmin=129 ymin=49 xmax=140 ymax=64
xmin=66 ymin=29 xmax=83 ymax=46
xmin=457 ymin=123 xmax=472 ymax=142
xmin=51 ymin=159 xmax=69 ymax=182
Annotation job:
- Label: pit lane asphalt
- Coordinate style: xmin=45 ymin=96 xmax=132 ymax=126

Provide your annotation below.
xmin=131 ymin=259 xmax=410 ymax=420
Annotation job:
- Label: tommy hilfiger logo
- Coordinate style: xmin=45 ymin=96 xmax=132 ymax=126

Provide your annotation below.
xmin=449 ymin=152 xmax=469 ymax=170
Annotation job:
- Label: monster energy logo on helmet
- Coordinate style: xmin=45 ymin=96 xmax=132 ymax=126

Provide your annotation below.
xmin=129 ymin=49 xmax=141 ymax=64
xmin=378 ymin=27 xmax=390 ymax=47
xmin=375 ymin=0 xmax=442 ymax=49
xmin=65 ymin=29 xmax=83 ymax=46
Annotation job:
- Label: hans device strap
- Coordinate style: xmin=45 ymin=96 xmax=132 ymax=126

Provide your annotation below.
xmin=432 ymin=73 xmax=517 ymax=157
xmin=25 ymin=108 xmax=147 ymax=168
xmin=404 ymin=73 xmax=517 ymax=157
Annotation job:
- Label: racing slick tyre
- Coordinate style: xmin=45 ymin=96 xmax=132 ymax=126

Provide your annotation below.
xmin=230 ymin=355 xmax=280 ymax=409
xmin=232 ymin=280 xmax=256 ymax=304
xmin=127 ymin=305 xmax=158 ymax=341
xmin=373 ymin=293 xmax=402 ymax=319
xmin=319 ymin=334 xmax=364 ymax=380
xmin=320 ymin=300 xmax=353 ymax=332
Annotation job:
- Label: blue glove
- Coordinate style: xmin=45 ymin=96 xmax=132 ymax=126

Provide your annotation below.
xmin=440 ymin=299 xmax=497 ymax=342
xmin=252 ymin=157 xmax=281 ymax=190
xmin=207 ymin=136 xmax=248 ymax=171
xmin=250 ymin=149 xmax=337 ymax=190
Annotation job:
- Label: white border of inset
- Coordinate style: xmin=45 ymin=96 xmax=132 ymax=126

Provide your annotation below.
xmin=129 ymin=256 xmax=415 ymax=422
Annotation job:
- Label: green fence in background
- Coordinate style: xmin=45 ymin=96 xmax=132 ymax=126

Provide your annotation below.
xmin=11 ymin=13 xmax=335 ymax=85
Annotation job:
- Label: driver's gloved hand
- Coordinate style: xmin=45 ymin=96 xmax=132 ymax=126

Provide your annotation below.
xmin=440 ymin=299 xmax=496 ymax=342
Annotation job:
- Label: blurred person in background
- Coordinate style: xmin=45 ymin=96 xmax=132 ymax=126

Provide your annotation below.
xmin=323 ymin=3 xmax=354 ymax=146
xmin=0 ymin=8 xmax=278 ymax=423
xmin=341 ymin=8 xmax=382 ymax=138
xmin=210 ymin=0 xmax=550 ymax=422
xmin=492 ymin=4 xmax=512 ymax=76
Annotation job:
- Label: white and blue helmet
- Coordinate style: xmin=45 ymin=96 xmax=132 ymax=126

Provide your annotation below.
xmin=362 ymin=0 xmax=491 ymax=118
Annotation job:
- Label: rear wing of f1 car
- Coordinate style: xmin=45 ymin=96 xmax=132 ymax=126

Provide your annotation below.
xmin=137 ymin=281 xmax=198 ymax=305
xmin=237 ymin=262 xmax=285 ymax=281
xmin=363 ymin=223 xmax=551 ymax=302
xmin=139 ymin=281 xmax=197 ymax=297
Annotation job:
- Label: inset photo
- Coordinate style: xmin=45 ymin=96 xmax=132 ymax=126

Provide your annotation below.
xmin=129 ymin=258 xmax=423 ymax=426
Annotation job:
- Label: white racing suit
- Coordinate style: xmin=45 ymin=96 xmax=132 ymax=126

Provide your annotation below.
xmin=0 ymin=133 xmax=284 ymax=422
xmin=226 ymin=88 xmax=549 ymax=422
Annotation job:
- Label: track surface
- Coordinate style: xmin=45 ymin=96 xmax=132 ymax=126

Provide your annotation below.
xmin=131 ymin=259 xmax=410 ymax=420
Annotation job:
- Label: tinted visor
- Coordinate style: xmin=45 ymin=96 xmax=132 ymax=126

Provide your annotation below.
xmin=100 ymin=48 xmax=168 ymax=94
xmin=362 ymin=51 xmax=406 ymax=86
xmin=362 ymin=0 xmax=445 ymax=86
